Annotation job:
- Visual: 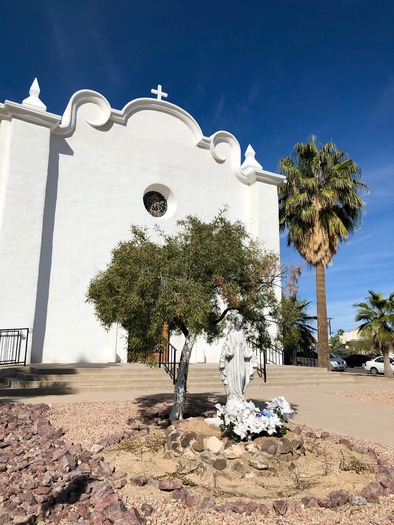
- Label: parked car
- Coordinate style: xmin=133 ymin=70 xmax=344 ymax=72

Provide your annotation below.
xmin=296 ymin=350 xmax=347 ymax=371
xmin=362 ymin=356 xmax=394 ymax=375
xmin=344 ymin=354 xmax=374 ymax=368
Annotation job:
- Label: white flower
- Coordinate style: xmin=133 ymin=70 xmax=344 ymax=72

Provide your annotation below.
xmin=265 ymin=396 xmax=294 ymax=421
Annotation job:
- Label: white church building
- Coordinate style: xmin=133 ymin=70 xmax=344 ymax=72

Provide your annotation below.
xmin=0 ymin=80 xmax=285 ymax=365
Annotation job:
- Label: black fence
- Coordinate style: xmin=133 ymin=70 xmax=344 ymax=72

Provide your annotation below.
xmin=0 ymin=328 xmax=29 ymax=365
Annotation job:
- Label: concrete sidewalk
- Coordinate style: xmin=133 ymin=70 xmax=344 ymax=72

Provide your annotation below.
xmin=248 ymin=379 xmax=394 ymax=447
xmin=1 ymin=374 xmax=393 ymax=448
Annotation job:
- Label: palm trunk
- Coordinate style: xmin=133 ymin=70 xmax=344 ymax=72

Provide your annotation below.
xmin=315 ymin=262 xmax=330 ymax=370
xmin=169 ymin=333 xmax=196 ymax=423
xmin=383 ymin=350 xmax=394 ymax=378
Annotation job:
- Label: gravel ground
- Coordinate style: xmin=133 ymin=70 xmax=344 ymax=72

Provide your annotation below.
xmin=337 ymin=388 xmax=394 ymax=407
xmin=45 ymin=392 xmax=394 ymax=525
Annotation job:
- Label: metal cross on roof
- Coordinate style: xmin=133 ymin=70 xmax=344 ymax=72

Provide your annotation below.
xmin=151 ymin=84 xmax=168 ymax=101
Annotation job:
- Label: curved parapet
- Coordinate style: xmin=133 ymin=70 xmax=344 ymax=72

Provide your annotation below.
xmin=53 ymin=89 xmax=248 ymax=181
xmin=54 ymin=90 xmax=112 ymax=134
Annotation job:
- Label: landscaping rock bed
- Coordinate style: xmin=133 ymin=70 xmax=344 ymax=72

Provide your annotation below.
xmin=1 ymin=402 xmax=394 ymax=524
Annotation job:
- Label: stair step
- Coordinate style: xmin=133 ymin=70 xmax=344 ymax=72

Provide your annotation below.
xmin=0 ymin=363 xmax=357 ymax=398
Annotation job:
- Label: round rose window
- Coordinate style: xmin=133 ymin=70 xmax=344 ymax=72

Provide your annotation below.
xmin=143 ymin=191 xmax=168 ymax=217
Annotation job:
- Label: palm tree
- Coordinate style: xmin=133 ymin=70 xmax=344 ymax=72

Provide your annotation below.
xmin=279 ymin=295 xmax=317 ymax=365
xmin=354 ymin=291 xmax=394 ymax=377
xmin=279 ymin=136 xmax=368 ymax=369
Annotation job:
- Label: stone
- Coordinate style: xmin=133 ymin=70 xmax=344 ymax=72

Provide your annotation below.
xmin=172 ymin=488 xmax=188 ymax=501
xmin=273 ymin=500 xmax=288 ymax=515
xmin=180 ymin=432 xmax=197 ymax=448
xmin=349 ymin=495 xmax=367 ymax=505
xmin=191 ymin=435 xmax=205 ymax=452
xmin=360 ymin=482 xmax=383 ymax=502
xmin=286 ymin=499 xmax=302 ymax=512
xmin=290 ymin=434 xmax=304 ymax=451
xmin=91 ymin=444 xmax=105 ymax=454
xmin=140 ymin=503 xmax=153 ymax=516
xmin=158 ymin=479 xmax=183 ymax=491
xmin=130 ymin=475 xmax=147 ymax=486
xmin=248 ymin=455 xmax=269 ymax=470
xmin=186 ymin=492 xmax=200 ymax=506
xmin=260 ymin=440 xmax=277 ymax=455
xmin=112 ymin=471 xmax=128 ymax=489
xmin=223 ymin=443 xmax=244 ymax=459
xmin=301 ymin=496 xmax=320 ymax=508
xmin=113 ymin=508 xmax=142 ymax=524
xmin=212 ymin=458 xmax=227 ymax=470
xmin=229 ymin=500 xmax=249 ymax=514
xmin=204 ymin=435 xmax=223 ymax=455
xmin=329 ymin=490 xmax=350 ymax=507
xmin=200 ymin=496 xmax=216 ymax=509
xmin=377 ymin=469 xmax=394 ymax=491
xmin=243 ymin=443 xmax=259 ymax=454
xmin=103 ymin=500 xmax=127 ymax=520
xmin=276 ymin=437 xmax=293 ymax=456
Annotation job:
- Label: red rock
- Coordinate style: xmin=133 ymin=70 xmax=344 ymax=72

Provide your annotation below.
xmin=301 ymin=496 xmax=320 ymax=508
xmin=360 ymin=482 xmax=383 ymax=503
xmin=258 ymin=503 xmax=269 ymax=515
xmin=140 ymin=503 xmax=153 ymax=516
xmin=273 ymin=500 xmax=288 ymax=515
xmin=329 ymin=490 xmax=350 ymax=507
xmin=200 ymin=496 xmax=216 ymax=509
xmin=158 ymin=479 xmax=183 ymax=491
xmin=186 ymin=493 xmax=200 ymax=506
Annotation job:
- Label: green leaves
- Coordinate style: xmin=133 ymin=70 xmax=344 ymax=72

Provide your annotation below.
xmin=86 ymin=213 xmax=280 ymax=361
xmin=354 ymin=290 xmax=394 ymax=357
xmin=278 ymin=136 xmax=368 ymax=267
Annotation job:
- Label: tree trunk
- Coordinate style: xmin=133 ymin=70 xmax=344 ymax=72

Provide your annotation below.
xmin=383 ymin=349 xmax=394 ymax=378
xmin=315 ymin=262 xmax=330 ymax=370
xmin=169 ymin=333 xmax=197 ymax=423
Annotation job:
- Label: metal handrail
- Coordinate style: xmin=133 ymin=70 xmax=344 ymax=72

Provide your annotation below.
xmin=255 ymin=346 xmax=284 ymax=382
xmin=159 ymin=342 xmax=179 ymax=384
xmin=0 ymin=328 xmax=29 ymax=366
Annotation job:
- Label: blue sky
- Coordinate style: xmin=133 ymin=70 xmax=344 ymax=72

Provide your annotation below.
xmin=1 ymin=0 xmax=393 ymax=333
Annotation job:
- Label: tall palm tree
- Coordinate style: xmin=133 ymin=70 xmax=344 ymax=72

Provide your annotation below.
xmin=354 ymin=291 xmax=394 ymax=377
xmin=279 ymin=136 xmax=368 ymax=369
xmin=279 ymin=295 xmax=317 ymax=365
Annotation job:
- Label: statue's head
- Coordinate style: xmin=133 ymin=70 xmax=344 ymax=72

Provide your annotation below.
xmin=234 ymin=314 xmax=243 ymax=330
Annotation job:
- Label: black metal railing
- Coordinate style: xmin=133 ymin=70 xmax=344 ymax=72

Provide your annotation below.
xmin=255 ymin=346 xmax=284 ymax=382
xmin=0 ymin=328 xmax=29 ymax=365
xmin=159 ymin=342 xmax=179 ymax=384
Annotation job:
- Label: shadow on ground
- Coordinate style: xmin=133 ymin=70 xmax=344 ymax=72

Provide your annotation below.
xmin=133 ymin=392 xmax=299 ymax=425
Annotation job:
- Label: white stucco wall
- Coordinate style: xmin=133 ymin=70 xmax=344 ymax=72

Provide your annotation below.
xmin=0 ymin=87 xmax=285 ymax=364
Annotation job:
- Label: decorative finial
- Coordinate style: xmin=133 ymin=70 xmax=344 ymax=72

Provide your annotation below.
xmin=241 ymin=144 xmax=263 ymax=174
xmin=151 ymin=84 xmax=168 ymax=101
xmin=22 ymin=78 xmax=47 ymax=111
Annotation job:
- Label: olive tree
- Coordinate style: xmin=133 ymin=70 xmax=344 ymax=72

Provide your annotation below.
xmin=87 ymin=213 xmax=280 ymax=421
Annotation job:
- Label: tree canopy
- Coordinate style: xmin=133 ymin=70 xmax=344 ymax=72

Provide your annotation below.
xmin=277 ymin=294 xmax=317 ymax=365
xmin=279 ymin=136 xmax=368 ymax=370
xmin=87 ymin=212 xmax=280 ymax=420
xmin=354 ymin=290 xmax=394 ymax=377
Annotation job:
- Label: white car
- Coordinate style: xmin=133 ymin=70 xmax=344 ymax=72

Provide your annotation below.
xmin=362 ymin=356 xmax=394 ymax=375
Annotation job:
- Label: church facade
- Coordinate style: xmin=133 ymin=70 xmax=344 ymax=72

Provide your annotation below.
xmin=0 ymin=80 xmax=285 ymax=364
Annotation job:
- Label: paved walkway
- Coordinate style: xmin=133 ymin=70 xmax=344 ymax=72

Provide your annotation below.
xmin=1 ymin=373 xmax=393 ymax=448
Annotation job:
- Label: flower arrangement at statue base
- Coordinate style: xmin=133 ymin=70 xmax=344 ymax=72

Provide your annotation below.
xmin=215 ymin=396 xmax=294 ymax=442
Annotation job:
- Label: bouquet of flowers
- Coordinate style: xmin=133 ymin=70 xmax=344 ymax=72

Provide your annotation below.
xmin=215 ymin=396 xmax=294 ymax=442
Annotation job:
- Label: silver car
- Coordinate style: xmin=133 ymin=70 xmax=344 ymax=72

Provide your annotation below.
xmin=297 ymin=350 xmax=347 ymax=371
xmin=329 ymin=354 xmax=347 ymax=371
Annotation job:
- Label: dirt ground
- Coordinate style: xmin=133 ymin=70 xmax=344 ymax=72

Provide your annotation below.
xmin=102 ymin=417 xmax=378 ymax=508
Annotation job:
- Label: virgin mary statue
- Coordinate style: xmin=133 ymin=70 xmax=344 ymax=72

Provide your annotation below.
xmin=219 ymin=315 xmax=257 ymax=401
